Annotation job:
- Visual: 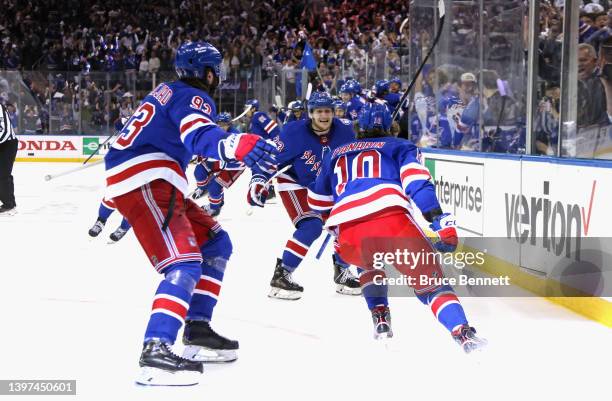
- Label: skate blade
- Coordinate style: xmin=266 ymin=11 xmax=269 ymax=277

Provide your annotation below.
xmin=335 ymin=284 xmax=362 ymax=296
xmin=135 ymin=366 xmax=201 ymax=386
xmin=464 ymin=338 xmax=488 ymax=354
xmin=268 ymin=287 xmax=302 ymax=300
xmin=0 ymin=209 xmax=18 ymax=217
xmin=183 ymin=345 xmax=238 ymax=363
xmin=374 ymin=330 xmax=394 ymax=341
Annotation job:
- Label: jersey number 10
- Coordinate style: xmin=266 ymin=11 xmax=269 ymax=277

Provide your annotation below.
xmin=334 ymin=150 xmax=381 ymax=195
xmin=113 ymin=102 xmax=156 ymax=150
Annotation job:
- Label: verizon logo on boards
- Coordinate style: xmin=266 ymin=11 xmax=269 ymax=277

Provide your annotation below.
xmin=504 ymin=180 xmax=597 ymax=261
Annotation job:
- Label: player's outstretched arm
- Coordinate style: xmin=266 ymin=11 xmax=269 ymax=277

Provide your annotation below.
xmin=219 ymin=133 xmax=278 ymax=173
xmin=398 ymin=145 xmax=458 ymax=252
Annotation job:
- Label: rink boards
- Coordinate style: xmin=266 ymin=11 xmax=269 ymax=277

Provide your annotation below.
xmin=15 ymin=134 xmax=111 ymax=162
xmin=421 ymin=148 xmax=612 ymax=326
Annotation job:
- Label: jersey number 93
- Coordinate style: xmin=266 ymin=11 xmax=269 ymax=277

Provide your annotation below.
xmin=113 ymin=102 xmax=156 ymax=150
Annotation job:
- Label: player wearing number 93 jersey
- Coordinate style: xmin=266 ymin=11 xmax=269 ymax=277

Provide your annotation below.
xmin=103 ymin=41 xmax=278 ymax=386
xmin=307 ymin=102 xmax=487 ymax=353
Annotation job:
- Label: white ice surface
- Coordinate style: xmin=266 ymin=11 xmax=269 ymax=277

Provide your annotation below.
xmin=0 ymin=162 xmax=610 ymax=401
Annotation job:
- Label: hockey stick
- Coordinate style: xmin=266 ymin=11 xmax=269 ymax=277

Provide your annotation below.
xmin=82 ymin=132 xmax=117 ymax=165
xmin=315 ymin=233 xmax=332 ymax=260
xmin=391 ymin=0 xmax=446 ymax=121
xmin=274 ymin=95 xmax=284 ymax=110
xmin=232 ymin=105 xmax=252 ymax=122
xmin=399 ymin=17 xmax=409 ymax=39
xmin=305 ymin=83 xmax=313 ymax=101
xmin=44 ymin=159 xmax=104 ymax=181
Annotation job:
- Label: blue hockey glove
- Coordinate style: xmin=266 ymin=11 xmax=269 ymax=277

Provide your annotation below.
xmin=221 ymin=133 xmax=277 ymax=174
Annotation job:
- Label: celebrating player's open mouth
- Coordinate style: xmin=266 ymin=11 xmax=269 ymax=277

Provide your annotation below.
xmin=310 ymin=108 xmax=333 ymax=134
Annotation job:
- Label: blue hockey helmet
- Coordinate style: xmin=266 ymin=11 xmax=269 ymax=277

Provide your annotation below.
xmin=374 ymin=79 xmax=390 ymax=97
xmin=339 ymin=83 xmax=353 ymax=95
xmin=389 ymin=77 xmax=402 ymax=86
xmin=358 ymin=102 xmax=392 ymax=133
xmin=348 ymin=79 xmax=362 ymax=94
xmin=332 ymin=100 xmax=347 ymax=111
xmin=216 ymin=112 xmax=232 ymax=124
xmin=288 ymin=100 xmax=304 ymax=111
xmin=308 ymin=92 xmax=334 ymax=112
xmin=175 ymin=41 xmax=223 ymax=80
xmin=245 ymin=99 xmax=259 ymax=111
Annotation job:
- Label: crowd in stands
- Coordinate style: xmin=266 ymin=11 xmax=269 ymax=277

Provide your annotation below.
xmin=0 ymin=0 xmax=409 ymax=135
xmin=536 ymin=0 xmax=611 ymax=156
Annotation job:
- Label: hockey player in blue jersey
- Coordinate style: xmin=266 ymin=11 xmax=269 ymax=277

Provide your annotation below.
xmin=339 ymin=81 xmax=366 ymax=120
xmin=248 ymin=92 xmax=361 ymax=299
xmin=192 ymin=112 xmax=246 ymax=217
xmin=103 ymin=41 xmax=278 ymax=386
xmin=308 ymin=103 xmax=486 ymax=353
xmin=373 ymin=79 xmax=390 ymax=102
xmin=244 ymin=99 xmax=281 ymax=140
xmin=385 ymin=77 xmax=402 ymax=111
xmin=284 ymin=100 xmax=307 ymax=123
xmin=333 ymin=100 xmax=347 ymax=118
xmin=87 ymin=197 xmax=132 ymax=242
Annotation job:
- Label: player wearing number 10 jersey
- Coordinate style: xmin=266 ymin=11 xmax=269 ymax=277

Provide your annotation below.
xmin=104 ymin=41 xmax=277 ymax=386
xmin=308 ymin=102 xmax=486 ymax=353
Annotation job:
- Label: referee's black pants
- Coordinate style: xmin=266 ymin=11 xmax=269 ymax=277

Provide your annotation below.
xmin=0 ymin=138 xmax=18 ymax=208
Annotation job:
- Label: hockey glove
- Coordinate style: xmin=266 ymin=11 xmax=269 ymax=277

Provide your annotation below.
xmin=429 ymin=213 xmax=458 ymax=252
xmin=220 ymin=133 xmax=277 ymax=174
xmin=247 ymin=175 xmax=270 ymax=207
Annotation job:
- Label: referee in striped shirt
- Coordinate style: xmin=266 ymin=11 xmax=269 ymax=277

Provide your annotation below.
xmin=0 ymin=102 xmax=17 ymax=215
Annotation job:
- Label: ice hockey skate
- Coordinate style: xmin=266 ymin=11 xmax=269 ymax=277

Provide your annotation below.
xmin=108 ymin=227 xmax=128 ymax=243
xmin=136 ymin=339 xmax=203 ymax=386
xmin=0 ymin=205 xmax=17 ymax=216
xmin=269 ymin=258 xmax=303 ymax=300
xmin=371 ymin=305 xmax=393 ymax=340
xmin=191 ymin=187 xmax=208 ymax=200
xmin=201 ymin=202 xmax=222 ymax=217
xmin=452 ymin=324 xmax=487 ymax=353
xmin=88 ymin=219 xmax=105 ymax=237
xmin=332 ymin=255 xmax=361 ymax=295
xmin=182 ymin=320 xmax=239 ymax=363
